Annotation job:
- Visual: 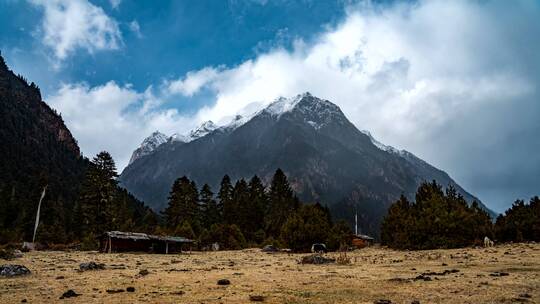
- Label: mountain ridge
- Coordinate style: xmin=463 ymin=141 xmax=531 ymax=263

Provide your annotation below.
xmin=120 ymin=93 xmax=494 ymax=235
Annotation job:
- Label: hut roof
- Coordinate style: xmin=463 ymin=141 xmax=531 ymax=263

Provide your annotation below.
xmin=104 ymin=231 xmax=193 ymax=243
xmin=152 ymin=235 xmax=193 ymax=243
xmin=354 ymin=234 xmax=374 ymax=240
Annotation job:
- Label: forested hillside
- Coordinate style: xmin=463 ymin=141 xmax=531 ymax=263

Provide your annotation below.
xmin=0 ymin=54 xmax=156 ymax=244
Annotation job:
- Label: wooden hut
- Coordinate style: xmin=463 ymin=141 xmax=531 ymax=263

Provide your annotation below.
xmin=351 ymin=234 xmax=374 ymax=249
xmin=100 ymin=231 xmax=193 ymax=254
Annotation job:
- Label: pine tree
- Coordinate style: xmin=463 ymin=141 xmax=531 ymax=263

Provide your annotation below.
xmin=266 ymin=169 xmax=299 ymax=238
xmin=380 ymin=195 xmax=411 ymax=248
xmin=280 ymin=204 xmax=331 ymax=252
xmin=163 ymin=176 xmax=200 ymax=229
xmin=218 ymin=175 xmax=234 ymax=224
xmin=231 ymin=179 xmax=250 ymax=237
xmin=247 ymin=175 xmax=268 ymax=242
xmin=200 ymin=184 xmax=220 ymax=228
xmin=77 ymin=151 xmax=119 ymax=239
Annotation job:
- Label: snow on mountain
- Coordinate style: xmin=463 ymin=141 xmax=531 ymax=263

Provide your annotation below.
xmin=264 ymin=94 xmax=304 ymax=116
xmin=129 ymin=93 xmax=406 ymax=165
xmin=222 ymin=115 xmax=249 ymax=130
xmin=169 ymin=132 xmax=188 ymax=143
xmin=360 ymin=130 xmax=406 ymax=156
xmin=128 ymin=131 xmax=169 ymax=165
xmin=188 ymin=120 xmax=218 ymax=141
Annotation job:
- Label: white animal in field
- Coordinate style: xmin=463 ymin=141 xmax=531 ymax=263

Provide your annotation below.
xmin=484 ymin=236 xmax=494 ymax=248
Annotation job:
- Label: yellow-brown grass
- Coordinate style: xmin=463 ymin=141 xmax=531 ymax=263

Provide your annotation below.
xmin=1 ymin=243 xmax=539 ymax=303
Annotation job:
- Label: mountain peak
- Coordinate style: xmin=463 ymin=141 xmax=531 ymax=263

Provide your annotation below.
xmin=128 ymin=131 xmax=169 ymax=165
xmin=263 ymin=92 xmax=333 ymax=117
xmin=169 ymin=132 xmax=188 ymax=143
xmin=188 ymin=120 xmax=218 ymax=141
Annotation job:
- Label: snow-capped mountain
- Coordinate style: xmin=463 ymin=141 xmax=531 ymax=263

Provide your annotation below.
xmin=128 ymin=131 xmax=169 ymax=165
xmin=168 ymin=132 xmax=188 ymax=143
xmin=188 ymin=120 xmax=218 ymax=141
xmin=129 ymin=121 xmax=219 ymax=164
xmin=121 ymin=93 xmax=494 ymax=235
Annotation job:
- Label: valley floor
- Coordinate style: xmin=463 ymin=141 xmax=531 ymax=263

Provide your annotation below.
xmin=1 ymin=243 xmax=539 ymax=303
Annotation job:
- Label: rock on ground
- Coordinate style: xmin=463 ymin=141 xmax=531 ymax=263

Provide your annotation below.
xmin=59 ymin=290 xmax=80 ymax=299
xmin=79 ymin=262 xmax=105 ymax=271
xmin=0 ymin=265 xmax=31 ymax=277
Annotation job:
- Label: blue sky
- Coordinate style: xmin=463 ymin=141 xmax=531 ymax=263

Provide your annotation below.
xmin=1 ymin=0 xmax=352 ymax=98
xmin=1 ymin=0 xmax=539 ymax=213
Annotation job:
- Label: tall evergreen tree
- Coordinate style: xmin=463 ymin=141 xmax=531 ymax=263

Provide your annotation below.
xmin=200 ymin=184 xmax=220 ymax=228
xmin=231 ymin=179 xmax=250 ymax=236
xmin=218 ymin=175 xmax=234 ymax=224
xmin=247 ymin=175 xmax=268 ymax=241
xmin=280 ymin=204 xmax=332 ymax=252
xmin=163 ymin=176 xmax=200 ymax=229
xmin=77 ymin=151 xmax=119 ymax=237
xmin=266 ymin=168 xmax=299 ymax=237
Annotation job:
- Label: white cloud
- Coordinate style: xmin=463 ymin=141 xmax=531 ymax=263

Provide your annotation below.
xmin=30 ymin=0 xmax=122 ymax=60
xmin=165 ymin=67 xmax=221 ymax=97
xmin=129 ymin=20 xmax=142 ymax=38
xmin=109 ymin=0 xmax=121 ymax=9
xmin=47 ymin=81 xmax=193 ymax=170
xmin=166 ymin=0 xmax=536 ymax=149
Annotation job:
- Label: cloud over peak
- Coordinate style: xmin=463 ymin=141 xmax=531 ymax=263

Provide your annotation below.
xmin=30 ymin=0 xmax=122 ymax=60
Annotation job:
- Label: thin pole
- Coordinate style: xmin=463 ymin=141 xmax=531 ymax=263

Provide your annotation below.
xmin=32 ymin=185 xmax=47 ymax=244
xmin=355 ymin=213 xmax=358 ymax=235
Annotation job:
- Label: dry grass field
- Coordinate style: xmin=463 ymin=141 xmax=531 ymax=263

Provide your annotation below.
xmin=1 ymin=243 xmax=539 ymax=303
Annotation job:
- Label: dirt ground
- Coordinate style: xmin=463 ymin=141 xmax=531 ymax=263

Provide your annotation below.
xmin=1 ymin=243 xmax=539 ymax=303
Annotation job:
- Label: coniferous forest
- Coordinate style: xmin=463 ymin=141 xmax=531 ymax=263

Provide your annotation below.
xmin=159 ymin=168 xmax=351 ymax=252
xmin=381 ymin=180 xmax=540 ymax=250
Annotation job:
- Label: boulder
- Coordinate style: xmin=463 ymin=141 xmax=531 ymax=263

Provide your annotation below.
xmin=79 ymin=262 xmax=105 ymax=271
xmin=106 ymin=289 xmax=125 ymax=294
xmin=59 ymin=290 xmax=80 ymax=299
xmin=0 ymin=264 xmax=31 ymax=277
xmin=250 ymin=295 xmax=265 ymax=301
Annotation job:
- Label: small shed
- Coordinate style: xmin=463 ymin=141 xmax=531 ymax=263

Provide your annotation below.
xmin=351 ymin=234 xmax=374 ymax=249
xmin=100 ymin=231 xmax=193 ymax=254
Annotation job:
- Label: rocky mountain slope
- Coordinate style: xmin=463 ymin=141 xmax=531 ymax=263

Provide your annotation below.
xmin=120 ymin=93 xmax=493 ymax=235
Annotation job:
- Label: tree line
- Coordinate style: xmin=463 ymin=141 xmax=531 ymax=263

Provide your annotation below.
xmin=159 ymin=168 xmax=351 ymax=251
xmin=494 ymin=197 xmax=540 ymax=243
xmin=381 ymin=180 xmax=540 ymax=249
xmin=5 ymin=148 xmax=538 ymax=251
xmin=70 ymin=151 xmax=350 ymax=252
